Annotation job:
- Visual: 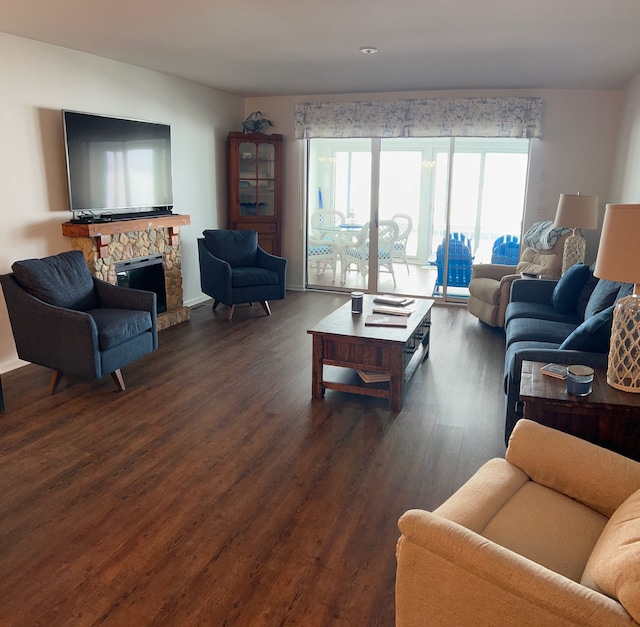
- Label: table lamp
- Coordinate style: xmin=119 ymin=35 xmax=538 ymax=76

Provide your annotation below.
xmin=554 ymin=193 xmax=599 ymax=274
xmin=594 ymin=204 xmax=640 ymax=393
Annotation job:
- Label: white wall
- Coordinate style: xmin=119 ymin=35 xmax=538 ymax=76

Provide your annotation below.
xmin=245 ymin=88 xmax=623 ymax=289
xmin=608 ymin=72 xmax=640 ymax=203
xmin=0 ymin=33 xmax=243 ymax=373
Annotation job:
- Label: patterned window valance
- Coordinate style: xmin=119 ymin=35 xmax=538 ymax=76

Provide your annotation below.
xmin=294 ymin=97 xmax=543 ymax=140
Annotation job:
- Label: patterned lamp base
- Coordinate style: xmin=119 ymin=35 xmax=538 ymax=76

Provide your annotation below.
xmin=561 ymin=231 xmax=586 ymax=274
xmin=607 ymin=294 xmax=640 ymax=392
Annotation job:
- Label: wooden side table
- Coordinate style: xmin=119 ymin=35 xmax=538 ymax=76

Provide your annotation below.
xmin=519 ymin=360 xmax=640 ymax=461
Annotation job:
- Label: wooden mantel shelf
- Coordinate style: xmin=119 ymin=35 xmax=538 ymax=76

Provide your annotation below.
xmin=62 ymin=214 xmax=191 ymax=238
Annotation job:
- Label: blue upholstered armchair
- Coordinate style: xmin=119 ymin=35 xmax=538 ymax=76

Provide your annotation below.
xmin=198 ymin=229 xmax=286 ymax=320
xmin=0 ymin=250 xmax=157 ymax=396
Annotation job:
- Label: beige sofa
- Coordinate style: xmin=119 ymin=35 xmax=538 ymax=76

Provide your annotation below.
xmin=467 ymin=233 xmax=568 ymax=327
xmin=396 ymin=420 xmax=640 ymax=626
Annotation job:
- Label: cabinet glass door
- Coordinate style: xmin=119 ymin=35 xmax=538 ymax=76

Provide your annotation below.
xmin=238 ymin=141 xmax=275 ymax=217
xmin=257 ymin=143 xmax=275 ymax=216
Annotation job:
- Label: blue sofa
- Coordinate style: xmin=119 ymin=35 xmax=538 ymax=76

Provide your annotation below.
xmin=503 ymin=263 xmax=632 ymax=442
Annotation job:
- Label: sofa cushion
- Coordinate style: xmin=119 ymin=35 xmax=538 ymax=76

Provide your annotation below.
xmin=482 ymin=481 xmax=608 ymax=583
xmin=231 ymin=267 xmax=280 ymax=288
xmin=552 ymin=263 xmax=590 ymax=314
xmin=581 ymin=488 xmax=640 ymax=622
xmin=584 ymin=279 xmax=626 ymax=320
xmin=507 ymin=318 xmax=578 ymax=348
xmin=203 ymin=229 xmax=258 ymax=268
xmin=88 ymin=308 xmax=152 ymax=350
xmin=505 ymin=302 xmax=581 ymax=327
xmin=559 ymin=306 xmax=614 ymax=354
xmin=11 ymin=250 xmax=98 ymax=311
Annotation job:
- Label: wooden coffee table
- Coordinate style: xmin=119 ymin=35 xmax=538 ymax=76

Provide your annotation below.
xmin=307 ymin=295 xmax=433 ymax=410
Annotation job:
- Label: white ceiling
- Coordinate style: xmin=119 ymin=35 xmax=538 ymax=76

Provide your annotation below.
xmin=2 ymin=0 xmax=640 ymax=97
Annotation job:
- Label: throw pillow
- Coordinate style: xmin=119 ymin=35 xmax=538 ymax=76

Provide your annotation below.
xmin=558 ymin=306 xmax=614 ymax=353
xmin=575 ymin=270 xmax=599 ymax=320
xmin=552 ymin=263 xmax=590 ymax=314
xmin=581 ymin=488 xmax=640 ymax=622
xmin=584 ymin=278 xmax=625 ymax=320
xmin=11 ymin=250 xmax=98 ymax=311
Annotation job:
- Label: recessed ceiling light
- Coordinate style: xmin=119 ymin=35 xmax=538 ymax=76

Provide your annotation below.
xmin=359 ymin=46 xmax=378 ymax=55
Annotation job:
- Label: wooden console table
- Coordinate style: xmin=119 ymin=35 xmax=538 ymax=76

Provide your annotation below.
xmin=519 ymin=360 xmax=640 ymax=460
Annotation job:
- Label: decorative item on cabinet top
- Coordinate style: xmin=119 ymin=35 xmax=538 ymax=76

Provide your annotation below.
xmin=242 ymin=111 xmax=274 ymax=134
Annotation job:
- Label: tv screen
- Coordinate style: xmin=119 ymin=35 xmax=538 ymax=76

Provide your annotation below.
xmin=62 ymin=110 xmax=173 ymax=215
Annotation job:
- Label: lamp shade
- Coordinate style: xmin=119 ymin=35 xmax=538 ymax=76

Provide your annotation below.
xmin=554 ymin=193 xmax=599 ymax=230
xmin=594 ymin=204 xmax=640 ymax=284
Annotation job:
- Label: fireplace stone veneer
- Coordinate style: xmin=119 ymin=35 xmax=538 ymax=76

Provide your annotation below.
xmin=62 ymin=215 xmax=191 ymax=330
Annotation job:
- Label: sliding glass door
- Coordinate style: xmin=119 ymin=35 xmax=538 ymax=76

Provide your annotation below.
xmin=306 ymin=137 xmax=530 ymax=300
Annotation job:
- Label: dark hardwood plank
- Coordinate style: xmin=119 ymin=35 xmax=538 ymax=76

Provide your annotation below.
xmin=0 ymin=291 xmax=505 ymax=626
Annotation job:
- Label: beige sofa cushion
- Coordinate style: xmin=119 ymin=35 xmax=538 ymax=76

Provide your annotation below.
xmin=581 ymin=488 xmax=640 ymax=622
xmin=481 ymin=482 xmax=608 ymax=582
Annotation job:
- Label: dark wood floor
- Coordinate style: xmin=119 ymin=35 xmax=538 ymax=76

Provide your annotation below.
xmin=0 ymin=291 xmax=506 ymax=626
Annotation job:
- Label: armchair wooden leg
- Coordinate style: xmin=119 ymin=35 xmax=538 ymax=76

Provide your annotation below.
xmin=260 ymin=301 xmax=271 ymax=316
xmin=212 ymin=299 xmax=221 ymax=311
xmin=49 ymin=370 xmax=63 ymax=395
xmin=227 ymin=305 xmax=235 ymax=320
xmin=111 ymin=369 xmax=126 ymax=391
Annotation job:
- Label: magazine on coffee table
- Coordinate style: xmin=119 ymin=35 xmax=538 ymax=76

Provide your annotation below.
xmin=372 ymin=304 xmax=416 ymax=316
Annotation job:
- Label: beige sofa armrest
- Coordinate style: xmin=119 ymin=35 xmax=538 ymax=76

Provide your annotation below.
xmin=496 ymin=273 xmax=521 ymax=325
xmin=471 ymin=263 xmax=517 ymax=281
xmin=396 ymin=510 xmax=635 ymax=627
xmin=506 ymin=420 xmax=640 ymax=517
xmin=432 ymin=458 xmax=529 ymax=532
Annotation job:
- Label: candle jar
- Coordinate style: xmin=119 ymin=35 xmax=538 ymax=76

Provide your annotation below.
xmin=351 ymin=291 xmax=363 ymax=314
xmin=566 ymin=365 xmax=594 ymax=396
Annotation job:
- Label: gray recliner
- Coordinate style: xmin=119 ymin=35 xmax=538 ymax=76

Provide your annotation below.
xmin=0 ymin=250 xmax=157 ymax=397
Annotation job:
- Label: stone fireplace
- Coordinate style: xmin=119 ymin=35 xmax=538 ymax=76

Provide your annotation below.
xmin=62 ymin=215 xmax=191 ymax=330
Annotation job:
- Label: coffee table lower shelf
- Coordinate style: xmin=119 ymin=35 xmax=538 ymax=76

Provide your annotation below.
xmin=322 ymin=366 xmax=391 ymax=400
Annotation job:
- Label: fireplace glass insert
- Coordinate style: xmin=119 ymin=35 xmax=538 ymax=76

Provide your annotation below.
xmin=115 ymin=254 xmax=167 ymax=313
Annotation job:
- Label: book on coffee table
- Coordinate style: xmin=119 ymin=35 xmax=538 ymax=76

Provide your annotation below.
xmin=373 ymin=294 xmax=415 ymax=307
xmin=364 ymin=314 xmax=408 ymax=327
xmin=356 ymin=369 xmax=390 ymax=384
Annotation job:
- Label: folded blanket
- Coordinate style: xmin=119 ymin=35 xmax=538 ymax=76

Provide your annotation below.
xmin=523 ymin=221 xmax=572 ymax=250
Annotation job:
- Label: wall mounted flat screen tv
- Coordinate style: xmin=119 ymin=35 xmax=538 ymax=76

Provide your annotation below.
xmin=62 ymin=110 xmax=173 ymax=216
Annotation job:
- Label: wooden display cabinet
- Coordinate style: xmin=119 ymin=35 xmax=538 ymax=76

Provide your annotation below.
xmin=227 ymin=131 xmax=283 ymax=256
